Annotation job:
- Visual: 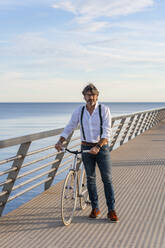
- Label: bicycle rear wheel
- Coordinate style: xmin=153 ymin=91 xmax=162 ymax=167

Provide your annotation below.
xmin=80 ymin=170 xmax=89 ymax=210
xmin=61 ymin=170 xmax=77 ymax=226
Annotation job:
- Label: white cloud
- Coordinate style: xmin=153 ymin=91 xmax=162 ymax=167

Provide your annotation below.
xmin=52 ymin=1 xmax=77 ymax=14
xmin=1 ymin=22 xmax=165 ymax=75
xmin=52 ymin=0 xmax=155 ymax=23
xmin=51 ymin=0 xmax=156 ymax=33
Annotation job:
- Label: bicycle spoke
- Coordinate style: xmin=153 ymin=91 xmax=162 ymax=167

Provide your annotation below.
xmin=80 ymin=170 xmax=90 ymax=210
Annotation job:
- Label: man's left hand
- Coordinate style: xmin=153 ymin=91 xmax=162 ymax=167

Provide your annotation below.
xmin=89 ymin=146 xmax=100 ymax=155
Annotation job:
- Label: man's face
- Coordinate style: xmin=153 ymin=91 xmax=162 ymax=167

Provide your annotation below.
xmin=84 ymin=91 xmax=98 ymax=106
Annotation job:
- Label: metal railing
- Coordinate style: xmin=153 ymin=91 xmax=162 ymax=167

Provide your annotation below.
xmin=0 ymin=107 xmax=165 ymax=216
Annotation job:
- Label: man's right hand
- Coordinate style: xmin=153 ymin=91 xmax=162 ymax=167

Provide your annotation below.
xmin=55 ymin=141 xmax=63 ymax=152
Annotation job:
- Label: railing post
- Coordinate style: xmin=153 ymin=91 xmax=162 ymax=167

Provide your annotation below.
xmin=140 ymin=112 xmax=149 ymax=133
xmin=44 ymin=132 xmax=74 ymax=191
xmin=109 ymin=118 xmax=126 ymax=151
xmin=144 ymin=112 xmax=154 ymax=131
xmin=154 ymin=110 xmax=160 ymax=125
xmin=120 ymin=116 xmax=135 ymax=146
xmin=134 ymin=113 xmax=146 ymax=137
xmin=158 ymin=110 xmax=163 ymax=121
xmin=149 ymin=111 xmax=158 ymax=128
xmin=128 ymin=114 xmax=141 ymax=140
xmin=140 ymin=113 xmax=149 ymax=134
xmin=158 ymin=110 xmax=162 ymax=122
xmin=162 ymin=109 xmax=165 ymax=120
xmin=0 ymin=142 xmax=31 ymax=216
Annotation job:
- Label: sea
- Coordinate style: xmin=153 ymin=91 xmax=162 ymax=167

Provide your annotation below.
xmin=0 ymin=102 xmax=165 ymax=215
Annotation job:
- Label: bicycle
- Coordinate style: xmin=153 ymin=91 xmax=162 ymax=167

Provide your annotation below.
xmin=61 ymin=148 xmax=90 ymax=226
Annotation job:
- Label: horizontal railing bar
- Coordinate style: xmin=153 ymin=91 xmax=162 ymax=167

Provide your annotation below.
xmin=56 ymin=165 xmax=71 ymax=176
xmin=0 ymin=141 xmax=67 ymax=166
xmin=21 ymin=152 xmax=59 ymax=169
xmin=0 ymin=146 xmax=57 ymax=167
xmin=7 ymin=178 xmax=51 ymax=202
xmin=0 ymin=155 xmax=23 ymax=166
xmin=25 ymin=139 xmax=74 ymax=158
xmin=63 ymin=153 xmax=73 ymax=160
xmin=1 ymin=157 xmax=74 ymax=188
xmin=0 ymin=190 xmax=8 ymax=197
xmin=26 ymin=145 xmax=56 ymax=156
xmin=0 ymin=140 xmax=78 ymax=167
xmin=12 ymin=168 xmax=56 ymax=191
xmin=0 ymin=167 xmax=17 ymax=177
xmin=17 ymin=159 xmax=60 ymax=180
xmin=0 ymin=179 xmax=13 ymax=187
xmin=59 ymin=158 xmax=74 ymax=168
xmin=112 ymin=107 xmax=161 ymax=121
xmin=0 ymin=149 xmax=73 ymax=178
xmin=0 ymin=128 xmax=64 ymax=149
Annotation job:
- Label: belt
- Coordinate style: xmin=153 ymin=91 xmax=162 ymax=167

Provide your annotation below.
xmin=81 ymin=141 xmax=98 ymax=146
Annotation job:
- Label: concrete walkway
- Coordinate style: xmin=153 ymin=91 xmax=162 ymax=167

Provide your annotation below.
xmin=0 ymin=121 xmax=165 ymax=248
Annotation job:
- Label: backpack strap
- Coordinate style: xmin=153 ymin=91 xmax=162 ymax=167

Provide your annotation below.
xmin=99 ymin=104 xmax=103 ymax=137
xmin=80 ymin=106 xmax=86 ymax=140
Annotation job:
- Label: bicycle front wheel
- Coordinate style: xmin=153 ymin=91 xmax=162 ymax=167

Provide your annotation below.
xmin=80 ymin=170 xmax=89 ymax=210
xmin=61 ymin=170 xmax=77 ymax=226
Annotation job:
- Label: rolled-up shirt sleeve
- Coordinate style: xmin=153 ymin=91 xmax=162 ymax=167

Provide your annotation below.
xmin=60 ymin=107 xmax=80 ymax=139
xmin=101 ymin=106 xmax=112 ymax=140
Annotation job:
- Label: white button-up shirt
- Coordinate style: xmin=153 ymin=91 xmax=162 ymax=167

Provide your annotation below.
xmin=61 ymin=102 xmax=112 ymax=143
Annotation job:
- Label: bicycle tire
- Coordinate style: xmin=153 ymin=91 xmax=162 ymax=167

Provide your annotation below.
xmin=61 ymin=170 xmax=77 ymax=226
xmin=79 ymin=169 xmax=89 ymax=210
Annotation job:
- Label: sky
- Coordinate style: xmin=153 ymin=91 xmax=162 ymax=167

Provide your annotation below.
xmin=0 ymin=0 xmax=164 ymax=102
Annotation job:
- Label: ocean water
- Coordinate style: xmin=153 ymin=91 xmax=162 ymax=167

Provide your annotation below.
xmin=1 ymin=102 xmax=165 ymax=140
xmin=0 ymin=102 xmax=165 ymax=215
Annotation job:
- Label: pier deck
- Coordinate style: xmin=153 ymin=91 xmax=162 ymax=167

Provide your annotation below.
xmin=0 ymin=121 xmax=165 ymax=248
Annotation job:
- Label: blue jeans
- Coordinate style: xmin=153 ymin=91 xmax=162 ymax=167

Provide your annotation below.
xmin=81 ymin=145 xmax=115 ymax=212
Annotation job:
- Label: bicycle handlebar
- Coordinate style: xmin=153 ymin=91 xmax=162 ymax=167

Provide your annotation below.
xmin=63 ymin=148 xmax=90 ymax=155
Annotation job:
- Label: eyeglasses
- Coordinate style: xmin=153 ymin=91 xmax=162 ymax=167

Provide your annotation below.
xmin=85 ymin=93 xmax=97 ymax=97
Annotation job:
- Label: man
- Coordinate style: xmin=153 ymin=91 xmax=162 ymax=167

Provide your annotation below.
xmin=55 ymin=83 xmax=119 ymax=222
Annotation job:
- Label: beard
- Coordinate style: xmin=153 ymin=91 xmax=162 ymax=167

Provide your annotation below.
xmin=87 ymin=99 xmax=96 ymax=106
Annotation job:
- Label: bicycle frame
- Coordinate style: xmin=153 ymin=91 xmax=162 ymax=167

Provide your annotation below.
xmin=65 ymin=149 xmax=89 ymax=199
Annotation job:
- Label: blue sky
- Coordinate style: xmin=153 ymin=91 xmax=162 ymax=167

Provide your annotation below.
xmin=0 ymin=0 xmax=164 ymax=102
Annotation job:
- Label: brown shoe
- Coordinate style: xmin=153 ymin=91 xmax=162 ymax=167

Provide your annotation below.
xmin=89 ymin=208 xmax=101 ymax=218
xmin=107 ymin=210 xmax=119 ymax=222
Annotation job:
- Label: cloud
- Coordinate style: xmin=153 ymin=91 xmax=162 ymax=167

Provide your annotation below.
xmin=1 ymin=22 xmax=165 ymax=76
xmin=52 ymin=1 xmax=77 ymax=14
xmin=52 ymin=0 xmax=155 ymax=23
xmin=51 ymin=0 xmax=155 ymax=33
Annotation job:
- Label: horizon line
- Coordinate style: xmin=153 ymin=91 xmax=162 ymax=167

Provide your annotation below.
xmin=0 ymin=101 xmax=165 ymax=104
